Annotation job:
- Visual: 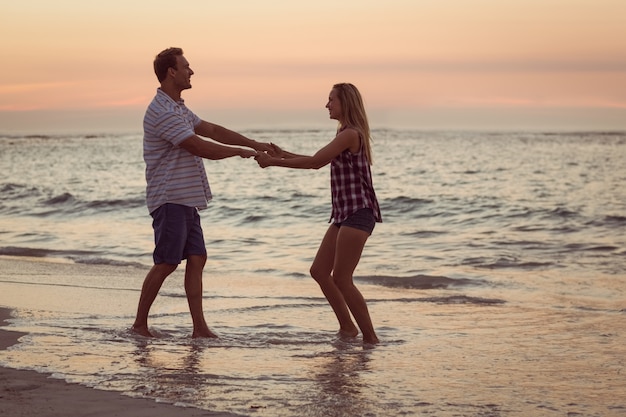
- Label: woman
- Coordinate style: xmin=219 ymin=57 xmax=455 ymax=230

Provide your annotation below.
xmin=255 ymin=83 xmax=382 ymax=344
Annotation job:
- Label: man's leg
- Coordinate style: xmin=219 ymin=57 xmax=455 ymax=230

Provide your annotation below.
xmin=132 ymin=263 xmax=177 ymax=337
xmin=184 ymin=254 xmax=217 ymax=338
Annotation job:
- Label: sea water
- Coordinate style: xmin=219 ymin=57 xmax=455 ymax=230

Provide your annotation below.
xmin=0 ymin=130 xmax=625 ymax=416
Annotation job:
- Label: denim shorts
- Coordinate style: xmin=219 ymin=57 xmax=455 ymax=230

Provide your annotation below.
xmin=334 ymin=208 xmax=376 ymax=235
xmin=151 ymin=203 xmax=207 ymax=265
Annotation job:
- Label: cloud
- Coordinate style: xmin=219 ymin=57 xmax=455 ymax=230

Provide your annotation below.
xmin=95 ymin=96 xmax=151 ymax=108
xmin=0 ymin=82 xmax=76 ymax=94
xmin=199 ymin=57 xmax=626 ymax=80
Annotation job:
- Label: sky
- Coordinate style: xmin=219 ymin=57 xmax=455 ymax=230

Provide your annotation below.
xmin=1 ymin=0 xmax=625 ymax=133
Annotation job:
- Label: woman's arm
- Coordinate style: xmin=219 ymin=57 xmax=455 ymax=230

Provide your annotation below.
xmin=256 ymin=129 xmax=358 ymax=169
xmin=267 ymin=143 xmax=305 ymax=159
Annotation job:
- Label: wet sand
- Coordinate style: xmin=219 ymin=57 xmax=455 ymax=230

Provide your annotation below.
xmin=0 ymin=307 xmax=238 ymax=417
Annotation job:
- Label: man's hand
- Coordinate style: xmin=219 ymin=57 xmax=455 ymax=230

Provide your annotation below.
xmin=267 ymin=142 xmax=283 ymax=157
xmin=251 ymin=141 xmax=278 ymax=156
xmin=240 ymin=149 xmax=256 ymax=158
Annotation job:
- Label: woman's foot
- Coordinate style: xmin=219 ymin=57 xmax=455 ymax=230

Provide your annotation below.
xmin=363 ymin=335 xmax=380 ymax=345
xmin=338 ymin=326 xmax=359 ymax=339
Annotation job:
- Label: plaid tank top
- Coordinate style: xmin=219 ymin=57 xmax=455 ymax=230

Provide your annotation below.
xmin=329 ymin=132 xmax=382 ymax=224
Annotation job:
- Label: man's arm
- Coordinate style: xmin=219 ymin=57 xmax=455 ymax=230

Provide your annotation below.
xmin=194 ymin=120 xmax=271 ymax=152
xmin=179 ymin=135 xmax=255 ymax=160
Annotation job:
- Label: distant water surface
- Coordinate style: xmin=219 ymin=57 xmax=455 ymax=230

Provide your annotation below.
xmin=1 ymin=129 xmax=624 ymax=278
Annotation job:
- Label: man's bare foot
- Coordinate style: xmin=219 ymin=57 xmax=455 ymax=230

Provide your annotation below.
xmin=131 ymin=325 xmax=154 ymax=338
xmin=192 ymin=328 xmax=219 ymax=338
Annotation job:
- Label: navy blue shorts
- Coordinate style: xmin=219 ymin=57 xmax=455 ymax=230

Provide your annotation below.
xmin=151 ymin=203 xmax=207 ymax=265
xmin=334 ymin=208 xmax=376 ymax=235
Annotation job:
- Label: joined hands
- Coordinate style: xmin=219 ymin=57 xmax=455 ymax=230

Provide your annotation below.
xmin=254 ymin=142 xmax=282 ymax=167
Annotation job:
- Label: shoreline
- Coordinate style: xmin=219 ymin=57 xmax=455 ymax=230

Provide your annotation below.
xmin=0 ymin=306 xmax=238 ymax=417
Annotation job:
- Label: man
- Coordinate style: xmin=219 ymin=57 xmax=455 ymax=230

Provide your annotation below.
xmin=131 ymin=47 xmax=274 ymax=338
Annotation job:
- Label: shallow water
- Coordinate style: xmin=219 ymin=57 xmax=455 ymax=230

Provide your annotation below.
xmin=1 ymin=129 xmax=625 ymax=415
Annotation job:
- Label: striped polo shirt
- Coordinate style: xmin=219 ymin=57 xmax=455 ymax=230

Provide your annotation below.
xmin=329 ymin=130 xmax=382 ymax=224
xmin=143 ymin=88 xmax=212 ymax=214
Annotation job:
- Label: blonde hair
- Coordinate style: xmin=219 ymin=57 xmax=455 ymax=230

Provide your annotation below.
xmin=332 ymin=83 xmax=374 ymax=165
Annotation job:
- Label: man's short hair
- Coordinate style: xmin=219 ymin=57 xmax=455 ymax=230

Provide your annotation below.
xmin=154 ymin=47 xmax=183 ymax=82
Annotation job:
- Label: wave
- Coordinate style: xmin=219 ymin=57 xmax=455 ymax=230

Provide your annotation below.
xmin=382 ymin=199 xmax=592 ymax=225
xmin=586 ymin=215 xmax=626 ymax=228
xmin=0 ymin=246 xmax=145 ymax=268
xmin=0 ymin=246 xmax=88 ymax=258
xmin=357 ymin=274 xmax=485 ymax=289
xmin=0 ymin=183 xmax=145 ymax=216
xmin=380 ymin=196 xmax=434 ymax=217
xmin=544 ymin=206 xmax=579 ymax=219
xmin=72 ymin=258 xmax=146 ymax=268
xmin=44 ymin=192 xmax=75 ymax=205
xmin=460 ymin=256 xmax=555 ymax=270
xmin=389 ymin=295 xmax=506 ymax=305
xmin=84 ymin=197 xmax=146 ymax=211
xmin=399 ymin=230 xmax=447 ymax=238
xmin=1 ymin=183 xmax=40 ymax=200
xmin=562 ymin=243 xmax=620 ymax=253
xmin=0 ymin=133 xmax=133 ymax=141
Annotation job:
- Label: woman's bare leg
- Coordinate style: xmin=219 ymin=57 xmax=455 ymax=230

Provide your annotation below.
xmin=310 ymin=225 xmax=358 ymax=337
xmin=332 ymin=226 xmax=379 ymax=344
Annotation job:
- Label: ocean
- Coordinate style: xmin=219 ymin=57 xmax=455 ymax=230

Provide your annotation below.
xmin=0 ymin=129 xmax=625 ymax=416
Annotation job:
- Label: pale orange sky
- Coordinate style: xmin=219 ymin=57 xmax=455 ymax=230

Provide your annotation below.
xmin=1 ymin=0 xmax=625 ymax=132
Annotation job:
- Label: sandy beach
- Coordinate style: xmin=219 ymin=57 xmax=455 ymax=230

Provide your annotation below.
xmin=0 ymin=248 xmax=624 ymax=417
xmin=1 ymin=307 xmax=239 ymax=417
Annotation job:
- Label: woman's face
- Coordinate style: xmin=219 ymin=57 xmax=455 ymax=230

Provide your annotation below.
xmin=325 ymin=88 xmax=342 ymax=121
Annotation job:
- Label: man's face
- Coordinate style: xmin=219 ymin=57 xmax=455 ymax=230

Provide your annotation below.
xmin=172 ymin=55 xmax=194 ymax=90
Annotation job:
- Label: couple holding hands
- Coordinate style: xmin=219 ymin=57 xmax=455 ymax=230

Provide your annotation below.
xmin=132 ymin=48 xmax=381 ymax=345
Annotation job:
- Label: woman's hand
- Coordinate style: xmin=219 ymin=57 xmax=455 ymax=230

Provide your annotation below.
xmin=255 ymin=151 xmax=272 ymax=168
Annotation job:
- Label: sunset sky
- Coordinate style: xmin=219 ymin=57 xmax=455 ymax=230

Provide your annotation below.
xmin=1 ymin=0 xmax=625 ymax=133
